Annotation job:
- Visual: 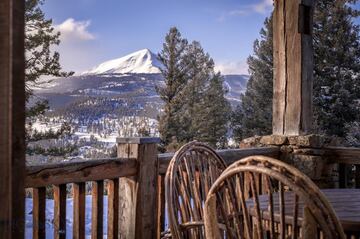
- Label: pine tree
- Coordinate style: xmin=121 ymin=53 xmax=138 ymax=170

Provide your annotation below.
xmin=313 ymin=0 xmax=360 ymax=136
xmin=179 ymin=41 xmax=231 ymax=148
xmin=25 ymin=0 xmax=73 ymax=117
xmin=193 ymin=73 xmax=231 ymax=148
xmin=179 ymin=41 xmax=216 ymax=142
xmin=231 ymin=16 xmax=273 ymax=140
xmin=157 ymin=27 xmax=188 ymax=145
xmin=158 ymin=31 xmax=231 ymax=149
xmin=25 ymin=0 xmax=75 ymax=157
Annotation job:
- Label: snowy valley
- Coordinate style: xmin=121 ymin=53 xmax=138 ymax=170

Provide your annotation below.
xmin=28 ymin=49 xmax=248 ymax=163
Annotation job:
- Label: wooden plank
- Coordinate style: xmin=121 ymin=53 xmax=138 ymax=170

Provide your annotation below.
xmin=272 ymin=0 xmax=287 ymax=135
xmin=73 ymin=183 xmax=86 ymax=239
xmin=0 ymin=0 xmax=25 ymax=238
xmin=118 ymin=144 xmax=138 ymax=239
xmin=54 ymin=185 xmax=67 ymax=239
xmin=272 ymin=0 xmax=314 ymax=135
xmin=158 ymin=147 xmax=280 ymax=174
xmin=107 ymin=179 xmax=119 ymax=239
xmin=117 ymin=138 xmax=159 ymax=239
xmin=325 ymin=147 xmax=360 ymax=165
xmin=156 ymin=175 xmax=166 ymax=238
xmin=91 ymin=181 xmax=103 ymax=239
xmin=33 ymin=188 xmax=46 ymax=239
xmin=26 ymin=158 xmax=137 ymax=188
xmin=284 ymin=0 xmax=302 ymax=135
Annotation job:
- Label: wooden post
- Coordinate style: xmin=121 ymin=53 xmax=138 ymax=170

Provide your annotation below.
xmin=0 ymin=0 xmax=25 ymax=238
xmin=273 ymin=0 xmax=315 ymax=135
xmin=117 ymin=137 xmax=160 ymax=239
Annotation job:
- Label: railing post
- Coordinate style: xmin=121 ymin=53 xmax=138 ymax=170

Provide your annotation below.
xmin=117 ymin=137 xmax=160 ymax=239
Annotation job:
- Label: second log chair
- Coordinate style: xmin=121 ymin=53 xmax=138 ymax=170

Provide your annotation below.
xmin=204 ymin=156 xmax=346 ymax=239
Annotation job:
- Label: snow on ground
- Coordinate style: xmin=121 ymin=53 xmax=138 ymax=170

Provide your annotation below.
xmin=32 ymin=121 xmax=63 ymax=133
xmin=25 ymin=195 xmax=168 ymax=238
xmin=74 ymin=131 xmax=118 ymax=144
xmin=25 ymin=196 xmax=108 ymax=239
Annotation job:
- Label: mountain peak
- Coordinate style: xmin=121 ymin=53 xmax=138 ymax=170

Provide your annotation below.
xmin=83 ymin=49 xmax=162 ymax=75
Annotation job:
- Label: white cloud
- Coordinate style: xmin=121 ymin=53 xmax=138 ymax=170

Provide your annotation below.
xmin=215 ymin=60 xmax=249 ymax=75
xmin=54 ymin=18 xmax=95 ymax=42
xmin=253 ymin=0 xmax=273 ymax=14
xmin=218 ymin=0 xmax=273 ymax=21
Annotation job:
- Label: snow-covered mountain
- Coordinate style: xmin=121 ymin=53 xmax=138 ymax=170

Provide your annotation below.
xmin=32 ymin=49 xmax=249 ymax=120
xmin=83 ymin=49 xmax=162 ymax=75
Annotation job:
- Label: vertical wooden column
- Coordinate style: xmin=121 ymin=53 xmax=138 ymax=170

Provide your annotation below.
xmin=117 ymin=137 xmax=160 ymax=239
xmin=0 ymin=0 xmax=25 ymax=238
xmin=54 ymin=185 xmax=67 ymax=239
xmin=33 ymin=188 xmax=46 ymax=239
xmin=273 ymin=0 xmax=315 ymax=135
xmin=91 ymin=181 xmax=104 ymax=239
xmin=73 ymin=182 xmax=86 ymax=239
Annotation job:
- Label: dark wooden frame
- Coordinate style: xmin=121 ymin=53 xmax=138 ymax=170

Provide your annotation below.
xmin=0 ymin=0 xmax=26 ymax=238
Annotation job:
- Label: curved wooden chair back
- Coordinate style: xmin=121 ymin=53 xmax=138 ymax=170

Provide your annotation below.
xmin=165 ymin=141 xmax=227 ymax=239
xmin=204 ymin=156 xmax=346 ymax=239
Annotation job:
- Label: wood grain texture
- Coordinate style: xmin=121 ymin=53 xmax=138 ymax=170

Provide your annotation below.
xmin=117 ymin=139 xmax=159 ymax=239
xmin=33 ymin=188 xmax=46 ymax=239
xmin=118 ymin=144 xmax=138 ymax=239
xmin=272 ymin=0 xmax=314 ymax=135
xmin=273 ymin=0 xmax=287 ymax=135
xmin=107 ymin=178 xmax=119 ymax=239
xmin=54 ymin=185 xmax=67 ymax=239
xmin=26 ymin=158 xmax=137 ymax=188
xmin=91 ymin=181 xmax=103 ymax=239
xmin=73 ymin=183 xmax=86 ymax=239
xmin=156 ymin=175 xmax=166 ymax=238
xmin=0 ymin=0 xmax=25 ymax=238
xmin=284 ymin=0 xmax=302 ymax=135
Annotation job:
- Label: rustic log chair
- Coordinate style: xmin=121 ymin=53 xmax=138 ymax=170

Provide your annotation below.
xmin=204 ymin=155 xmax=346 ymax=239
xmin=164 ymin=141 xmax=227 ymax=239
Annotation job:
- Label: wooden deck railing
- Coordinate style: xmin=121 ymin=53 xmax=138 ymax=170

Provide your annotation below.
xmin=325 ymin=147 xmax=360 ymax=188
xmin=25 ymin=138 xmax=360 ymax=239
xmin=26 ymin=158 xmax=138 ymax=239
xmin=25 ymin=138 xmax=280 ymax=239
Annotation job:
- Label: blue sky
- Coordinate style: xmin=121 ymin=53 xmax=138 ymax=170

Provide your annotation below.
xmin=42 ymin=0 xmax=358 ymax=75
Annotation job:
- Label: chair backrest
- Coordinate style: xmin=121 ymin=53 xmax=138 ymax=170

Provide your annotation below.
xmin=204 ymin=156 xmax=346 ymax=239
xmin=165 ymin=141 xmax=227 ymax=239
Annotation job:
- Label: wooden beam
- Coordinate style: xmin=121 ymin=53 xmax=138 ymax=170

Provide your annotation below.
xmin=325 ymin=147 xmax=360 ymax=165
xmin=158 ymin=147 xmax=280 ymax=174
xmin=273 ymin=0 xmax=314 ymax=135
xmin=0 ymin=0 xmax=25 ymax=238
xmin=25 ymin=158 xmax=137 ymax=188
xmin=118 ymin=137 xmax=160 ymax=239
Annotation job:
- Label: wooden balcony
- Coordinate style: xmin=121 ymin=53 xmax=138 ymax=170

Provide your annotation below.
xmin=24 ymin=138 xmax=360 ymax=239
xmin=1 ymin=0 xmax=360 ymax=238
